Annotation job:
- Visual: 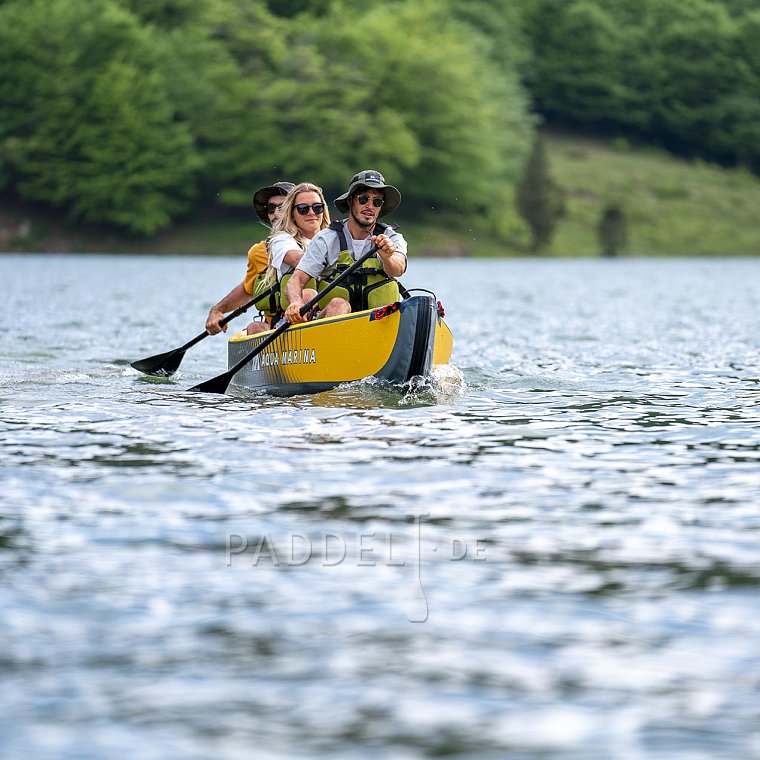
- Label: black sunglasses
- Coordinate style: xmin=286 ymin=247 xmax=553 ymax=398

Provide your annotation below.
xmin=294 ymin=202 xmax=325 ymax=216
xmin=266 ymin=202 xmax=283 ymax=214
xmin=356 ymin=194 xmax=384 ymax=208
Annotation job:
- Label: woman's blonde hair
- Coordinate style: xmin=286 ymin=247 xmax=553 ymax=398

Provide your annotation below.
xmin=271 ymin=182 xmax=330 ymax=245
xmin=263 ymin=182 xmax=331 ymax=287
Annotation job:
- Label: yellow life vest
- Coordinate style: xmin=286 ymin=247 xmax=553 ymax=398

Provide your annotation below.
xmin=279 ymin=271 xmax=317 ymax=310
xmin=317 ymin=221 xmax=401 ymax=311
xmin=250 ymin=272 xmax=281 ymax=322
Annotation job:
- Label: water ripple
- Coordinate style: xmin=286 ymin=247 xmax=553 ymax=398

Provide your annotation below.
xmin=2 ymin=256 xmax=760 ymax=759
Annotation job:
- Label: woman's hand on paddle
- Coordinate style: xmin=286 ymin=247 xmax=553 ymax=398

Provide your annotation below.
xmin=206 ymin=307 xmax=227 ymax=334
xmin=285 ymin=299 xmax=307 ymax=324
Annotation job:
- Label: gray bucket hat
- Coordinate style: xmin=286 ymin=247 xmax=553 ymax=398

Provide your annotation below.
xmin=334 ymin=170 xmax=401 ymax=218
xmin=252 ymin=181 xmax=295 ymax=224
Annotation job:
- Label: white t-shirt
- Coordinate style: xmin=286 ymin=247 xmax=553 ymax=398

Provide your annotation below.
xmin=297 ymin=221 xmax=408 ymax=280
xmin=268 ymin=232 xmax=304 ymax=277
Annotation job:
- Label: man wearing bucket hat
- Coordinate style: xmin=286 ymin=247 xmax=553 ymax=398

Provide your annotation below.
xmin=284 ymin=170 xmax=407 ymax=324
xmin=205 ymin=181 xmax=295 ymax=335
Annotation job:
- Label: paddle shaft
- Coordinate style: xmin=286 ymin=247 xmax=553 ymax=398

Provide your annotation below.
xmin=131 ymin=283 xmax=280 ymax=376
xmin=180 ymin=288 xmax=273 ymax=352
xmin=190 ymin=245 xmax=379 ymax=393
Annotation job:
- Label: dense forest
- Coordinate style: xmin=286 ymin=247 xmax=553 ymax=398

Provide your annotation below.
xmin=1 ymin=0 xmax=759 ymax=239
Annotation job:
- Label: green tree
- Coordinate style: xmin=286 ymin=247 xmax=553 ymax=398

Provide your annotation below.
xmin=447 ymin=0 xmax=531 ymax=75
xmin=0 ymin=0 xmax=198 ymax=233
xmin=136 ymin=0 xmax=280 ymax=204
xmin=189 ymin=0 xmax=534 ymax=217
xmin=116 ymin=0 xmax=200 ymax=28
xmin=731 ymin=11 xmax=760 ymax=172
xmin=597 ymin=202 xmax=627 ymax=257
xmin=1 ymin=0 xmax=536 ymax=234
xmin=309 ymin=0 xmax=534 ymax=212
xmin=522 ymin=0 xmax=630 ymax=127
xmin=515 ymin=134 xmax=565 ymax=252
xmin=262 ymin=0 xmax=333 ymax=18
xmin=521 ymin=0 xmax=760 ymax=173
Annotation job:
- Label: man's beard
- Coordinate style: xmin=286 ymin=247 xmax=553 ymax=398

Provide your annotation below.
xmin=351 ymin=208 xmax=374 ymax=229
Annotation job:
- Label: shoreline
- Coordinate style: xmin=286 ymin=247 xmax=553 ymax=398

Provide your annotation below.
xmin=4 ymin=131 xmax=760 ymax=257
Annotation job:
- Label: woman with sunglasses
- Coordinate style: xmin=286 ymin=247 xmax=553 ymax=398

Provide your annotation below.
xmin=262 ymin=182 xmax=331 ymax=324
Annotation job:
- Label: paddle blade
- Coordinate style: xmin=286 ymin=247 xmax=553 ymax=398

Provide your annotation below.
xmin=131 ymin=348 xmax=186 ymax=377
xmin=188 ymin=370 xmax=233 ymax=395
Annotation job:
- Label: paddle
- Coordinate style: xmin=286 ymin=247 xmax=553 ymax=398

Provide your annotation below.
xmin=189 ymin=245 xmax=379 ymax=394
xmin=131 ymin=286 xmax=277 ymax=377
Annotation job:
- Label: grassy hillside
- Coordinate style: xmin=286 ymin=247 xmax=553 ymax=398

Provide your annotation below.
xmin=2 ymin=131 xmax=760 ymax=256
xmin=406 ymin=130 xmax=760 ymax=257
xmin=545 ymin=130 xmax=760 ymax=256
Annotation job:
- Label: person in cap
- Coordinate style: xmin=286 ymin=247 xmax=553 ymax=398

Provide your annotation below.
xmin=284 ymin=170 xmax=407 ymax=324
xmin=205 ymin=181 xmax=294 ymax=336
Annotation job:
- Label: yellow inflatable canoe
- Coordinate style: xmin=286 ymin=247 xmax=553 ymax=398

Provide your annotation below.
xmin=227 ymin=294 xmax=453 ymax=396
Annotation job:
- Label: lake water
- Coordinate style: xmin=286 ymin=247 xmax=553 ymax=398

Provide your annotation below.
xmin=1 ymin=254 xmax=759 ymax=759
